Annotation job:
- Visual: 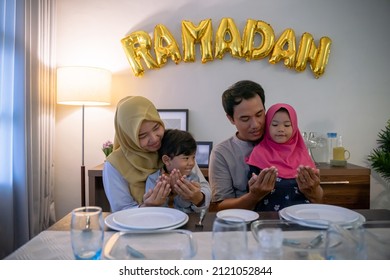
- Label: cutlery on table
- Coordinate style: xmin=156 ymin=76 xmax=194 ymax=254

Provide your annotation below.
xmin=126 ymin=245 xmax=146 ymax=259
xmin=195 ymin=209 xmax=207 ymax=228
xmin=283 ymin=233 xmax=324 ymax=249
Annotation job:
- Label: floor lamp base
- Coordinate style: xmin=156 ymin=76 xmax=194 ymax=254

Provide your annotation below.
xmin=81 ymin=165 xmax=86 ymax=206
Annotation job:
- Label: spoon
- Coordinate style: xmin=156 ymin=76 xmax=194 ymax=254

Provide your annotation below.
xmin=283 ymin=234 xmax=324 ymax=249
xmin=196 ymin=209 xmax=207 ymax=228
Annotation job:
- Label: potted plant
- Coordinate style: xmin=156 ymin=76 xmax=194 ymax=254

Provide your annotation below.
xmin=368 ymin=120 xmax=390 ymax=209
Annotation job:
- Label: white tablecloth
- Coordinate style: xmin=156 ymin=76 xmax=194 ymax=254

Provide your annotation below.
xmin=4 ymin=228 xmax=390 ymax=260
xmin=4 ymin=231 xmax=240 ymax=260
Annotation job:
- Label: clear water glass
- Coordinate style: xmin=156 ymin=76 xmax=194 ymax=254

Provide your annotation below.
xmin=256 ymin=228 xmax=284 ymax=259
xmin=71 ymin=206 xmax=104 ymax=260
xmin=325 ymin=222 xmax=366 ymax=260
xmin=212 ymin=217 xmax=248 ymax=259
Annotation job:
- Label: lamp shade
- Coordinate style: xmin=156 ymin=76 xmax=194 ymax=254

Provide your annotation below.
xmin=57 ymin=66 xmax=112 ymax=106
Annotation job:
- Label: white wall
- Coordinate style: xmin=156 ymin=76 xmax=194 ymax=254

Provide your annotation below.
xmin=55 ymin=0 xmax=390 ymax=219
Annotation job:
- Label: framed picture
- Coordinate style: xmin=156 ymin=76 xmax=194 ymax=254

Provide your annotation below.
xmin=157 ymin=109 xmax=188 ymax=131
xmin=195 ymin=141 xmax=213 ymax=168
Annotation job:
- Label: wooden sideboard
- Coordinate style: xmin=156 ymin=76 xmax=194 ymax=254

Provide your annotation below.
xmin=88 ymin=162 xmax=370 ymax=211
xmin=88 ymin=163 xmax=111 ymax=211
xmin=316 ymin=162 xmax=370 ymax=209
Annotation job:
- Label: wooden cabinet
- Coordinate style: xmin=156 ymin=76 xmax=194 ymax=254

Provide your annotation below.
xmin=88 ymin=162 xmax=370 ymax=211
xmin=317 ymin=162 xmax=370 ymax=209
xmin=88 ymin=163 xmax=110 ymax=211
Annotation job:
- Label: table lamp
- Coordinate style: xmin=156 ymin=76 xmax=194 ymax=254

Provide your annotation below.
xmin=57 ymin=66 xmax=112 ymax=206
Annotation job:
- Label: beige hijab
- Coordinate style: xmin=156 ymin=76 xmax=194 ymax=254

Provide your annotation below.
xmin=107 ymin=96 xmax=165 ymax=204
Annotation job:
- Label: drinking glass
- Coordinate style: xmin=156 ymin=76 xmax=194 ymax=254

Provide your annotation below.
xmin=255 ymin=228 xmax=284 ymax=259
xmin=325 ymin=222 xmax=366 ymax=260
xmin=362 ymin=221 xmax=390 ymax=259
xmin=211 ymin=217 xmax=248 ymax=259
xmin=71 ymin=206 xmax=104 ymax=260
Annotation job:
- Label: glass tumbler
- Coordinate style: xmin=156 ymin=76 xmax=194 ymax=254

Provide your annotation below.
xmin=212 ymin=217 xmax=248 ymax=259
xmin=71 ymin=206 xmax=104 ymax=260
xmin=325 ymin=222 xmax=366 ymax=260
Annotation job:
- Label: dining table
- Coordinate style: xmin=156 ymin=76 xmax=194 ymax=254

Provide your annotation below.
xmin=4 ymin=208 xmax=390 ymax=260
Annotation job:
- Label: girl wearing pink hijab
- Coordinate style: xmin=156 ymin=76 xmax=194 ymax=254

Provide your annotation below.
xmin=246 ymin=103 xmax=322 ymax=211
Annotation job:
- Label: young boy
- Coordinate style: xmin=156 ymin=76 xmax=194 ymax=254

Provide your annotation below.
xmin=145 ymin=129 xmax=211 ymax=213
xmin=246 ymin=103 xmax=322 ymax=211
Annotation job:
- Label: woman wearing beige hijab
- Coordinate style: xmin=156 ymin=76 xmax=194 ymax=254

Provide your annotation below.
xmin=103 ymin=96 xmax=210 ymax=212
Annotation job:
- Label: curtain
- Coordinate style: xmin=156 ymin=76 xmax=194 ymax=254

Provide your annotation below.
xmin=0 ymin=0 xmax=56 ymax=259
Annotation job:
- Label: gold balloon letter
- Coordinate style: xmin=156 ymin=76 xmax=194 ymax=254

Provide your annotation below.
xmin=215 ymin=17 xmax=242 ymax=59
xmin=154 ymin=24 xmax=181 ymax=66
xmin=242 ymin=19 xmax=275 ymax=61
xmin=311 ymin=36 xmax=332 ymax=78
xmin=181 ymin=19 xmax=213 ymax=63
xmin=269 ymin=28 xmax=296 ymax=68
xmin=295 ymin=33 xmax=332 ymax=78
xmin=295 ymin=32 xmax=315 ymax=72
xmin=121 ymin=31 xmax=159 ymax=77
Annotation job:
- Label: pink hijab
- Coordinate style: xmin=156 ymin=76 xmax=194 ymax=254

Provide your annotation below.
xmin=246 ymin=103 xmax=315 ymax=178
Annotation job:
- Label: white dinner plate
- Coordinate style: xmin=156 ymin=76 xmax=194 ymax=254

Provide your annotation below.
xmin=285 ymin=204 xmax=360 ymax=224
xmin=279 ymin=206 xmax=366 ymax=229
xmin=110 ymin=207 xmax=188 ymax=230
xmin=105 ymin=211 xmax=189 ymax=232
xmin=216 ymin=209 xmax=259 ymax=223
